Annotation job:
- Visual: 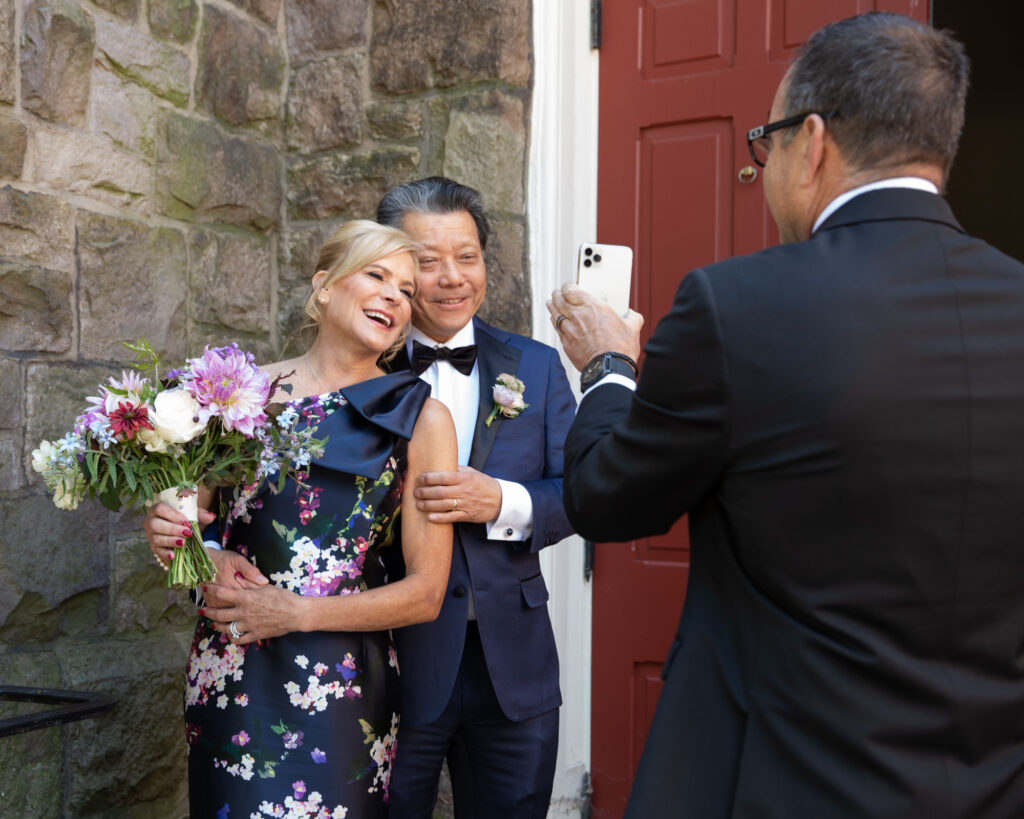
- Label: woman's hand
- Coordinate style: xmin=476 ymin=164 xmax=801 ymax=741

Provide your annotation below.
xmin=145 ymin=501 xmax=217 ymax=567
xmin=200 ymin=584 xmax=307 ymax=645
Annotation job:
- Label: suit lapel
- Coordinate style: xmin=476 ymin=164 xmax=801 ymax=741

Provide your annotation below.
xmin=469 ymin=321 xmax=521 ymax=471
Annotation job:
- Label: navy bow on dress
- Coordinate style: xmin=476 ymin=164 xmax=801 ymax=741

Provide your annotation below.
xmin=410 ymin=339 xmax=478 ymax=376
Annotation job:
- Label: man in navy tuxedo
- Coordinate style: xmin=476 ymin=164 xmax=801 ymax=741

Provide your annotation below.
xmin=552 ymin=12 xmax=1024 ymax=819
xmin=378 ymin=177 xmax=576 ymax=818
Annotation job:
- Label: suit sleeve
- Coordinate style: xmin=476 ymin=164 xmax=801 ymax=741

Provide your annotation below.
xmin=564 ymin=268 xmax=730 ymax=542
xmin=520 ymin=345 xmax=578 ymax=553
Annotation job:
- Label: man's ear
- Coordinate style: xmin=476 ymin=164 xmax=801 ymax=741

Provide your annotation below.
xmin=799 ymin=114 xmax=828 ymax=186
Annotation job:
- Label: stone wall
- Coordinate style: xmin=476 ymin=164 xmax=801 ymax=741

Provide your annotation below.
xmin=0 ymin=0 xmax=531 ymax=815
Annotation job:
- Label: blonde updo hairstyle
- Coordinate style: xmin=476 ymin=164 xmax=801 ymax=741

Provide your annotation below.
xmin=304 ymin=219 xmax=420 ymax=360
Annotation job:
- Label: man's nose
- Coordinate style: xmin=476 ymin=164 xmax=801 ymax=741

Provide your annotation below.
xmin=438 ymin=258 xmax=464 ymax=285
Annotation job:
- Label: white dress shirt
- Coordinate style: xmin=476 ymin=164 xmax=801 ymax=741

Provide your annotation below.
xmin=585 ymin=178 xmax=941 ymax=401
xmin=406 ymin=323 xmax=534 ymax=541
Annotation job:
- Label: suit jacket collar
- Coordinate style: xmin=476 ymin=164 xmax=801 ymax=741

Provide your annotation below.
xmin=468 ymin=317 xmax=522 ymax=470
xmin=817 ymin=188 xmax=964 ymax=235
xmin=382 ymin=317 xmax=523 ymax=471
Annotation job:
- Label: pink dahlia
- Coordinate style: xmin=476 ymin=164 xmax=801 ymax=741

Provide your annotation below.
xmin=182 ymin=345 xmax=270 ymax=437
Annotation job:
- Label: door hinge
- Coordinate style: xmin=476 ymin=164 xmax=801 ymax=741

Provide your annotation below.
xmin=591 ymin=0 xmax=602 ymax=50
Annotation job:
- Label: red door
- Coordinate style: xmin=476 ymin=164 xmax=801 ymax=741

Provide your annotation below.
xmin=591 ymin=1 xmax=930 ymax=815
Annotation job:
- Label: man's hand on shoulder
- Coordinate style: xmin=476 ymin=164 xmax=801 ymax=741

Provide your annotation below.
xmin=548 ymin=283 xmax=644 ymax=372
xmin=414 ymin=466 xmax=502 ymax=524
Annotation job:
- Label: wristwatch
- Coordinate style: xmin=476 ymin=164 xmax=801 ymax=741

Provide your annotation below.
xmin=580 ymin=352 xmax=638 ymax=393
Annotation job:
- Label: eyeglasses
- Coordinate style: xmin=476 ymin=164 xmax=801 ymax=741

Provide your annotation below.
xmin=746 ymin=111 xmax=838 ymax=167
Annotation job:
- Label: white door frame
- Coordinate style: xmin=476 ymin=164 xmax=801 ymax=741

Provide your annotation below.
xmin=529 ymin=2 xmax=600 ymax=815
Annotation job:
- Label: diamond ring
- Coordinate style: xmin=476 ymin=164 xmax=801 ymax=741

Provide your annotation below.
xmin=229 ymin=620 xmax=243 ymax=640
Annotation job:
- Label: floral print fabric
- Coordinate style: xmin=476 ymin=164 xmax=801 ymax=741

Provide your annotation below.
xmin=185 ymin=390 xmax=405 ymax=819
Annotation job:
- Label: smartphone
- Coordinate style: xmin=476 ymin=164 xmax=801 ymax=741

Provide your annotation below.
xmin=576 ymin=242 xmax=633 ymax=316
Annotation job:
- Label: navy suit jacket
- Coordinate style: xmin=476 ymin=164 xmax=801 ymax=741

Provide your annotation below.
xmin=565 ymin=190 xmax=1024 ymax=818
xmin=391 ymin=317 xmax=577 ymax=726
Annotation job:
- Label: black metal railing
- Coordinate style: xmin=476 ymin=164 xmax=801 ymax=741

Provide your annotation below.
xmin=0 ymin=685 xmax=116 ymax=738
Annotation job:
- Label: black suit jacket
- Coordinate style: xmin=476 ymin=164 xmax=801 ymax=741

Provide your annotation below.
xmin=565 ymin=190 xmax=1024 ymax=818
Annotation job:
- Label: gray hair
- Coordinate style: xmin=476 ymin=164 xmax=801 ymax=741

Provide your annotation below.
xmin=784 ymin=12 xmax=969 ymax=179
xmin=376 ymin=176 xmax=490 ymax=250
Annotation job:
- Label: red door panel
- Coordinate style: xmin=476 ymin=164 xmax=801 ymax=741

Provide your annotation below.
xmin=592 ymin=1 xmax=930 ymax=816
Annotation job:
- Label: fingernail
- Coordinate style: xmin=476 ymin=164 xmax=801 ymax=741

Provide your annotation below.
xmin=234 ymin=572 xmax=243 ymax=579
xmin=198 ymin=608 xmax=205 ymax=616
xmin=175 ymin=539 xmax=183 ymax=546
xmin=182 ymin=528 xmax=192 ymax=537
xmin=201 ymin=585 xmax=208 ymax=593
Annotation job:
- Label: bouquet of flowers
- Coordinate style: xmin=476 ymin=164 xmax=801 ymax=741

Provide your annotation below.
xmin=31 ymin=341 xmax=325 ymax=588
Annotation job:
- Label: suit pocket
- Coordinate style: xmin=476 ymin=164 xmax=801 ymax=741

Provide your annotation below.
xmin=520 ymin=572 xmax=549 ymax=608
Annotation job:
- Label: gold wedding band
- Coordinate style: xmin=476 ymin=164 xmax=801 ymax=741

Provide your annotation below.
xmin=452 ymin=497 xmax=459 ymax=512
xmin=555 ymin=314 xmax=567 ymax=332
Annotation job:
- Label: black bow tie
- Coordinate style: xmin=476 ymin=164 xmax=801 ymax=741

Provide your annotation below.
xmin=410 ymin=340 xmax=478 ymax=376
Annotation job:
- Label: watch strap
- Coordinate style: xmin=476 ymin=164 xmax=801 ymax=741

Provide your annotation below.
xmin=580 ymin=352 xmax=639 ymax=393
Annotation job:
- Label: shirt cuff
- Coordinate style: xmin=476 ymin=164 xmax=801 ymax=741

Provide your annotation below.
xmin=204 ymin=539 xmax=223 ymax=551
xmin=486 ymin=479 xmax=534 ymax=541
xmin=580 ymin=372 xmax=637 ymax=404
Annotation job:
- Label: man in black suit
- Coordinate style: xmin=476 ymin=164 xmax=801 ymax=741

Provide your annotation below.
xmin=550 ymin=12 xmax=1024 ymax=818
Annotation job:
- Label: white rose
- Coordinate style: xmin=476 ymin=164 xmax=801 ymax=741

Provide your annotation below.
xmin=149 ymin=389 xmax=207 ymax=443
xmin=137 ymin=427 xmax=170 ymax=453
xmin=31 ymin=440 xmax=57 ymax=474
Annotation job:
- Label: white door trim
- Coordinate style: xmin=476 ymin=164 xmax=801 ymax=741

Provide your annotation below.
xmin=528 ymin=2 xmax=600 ymax=815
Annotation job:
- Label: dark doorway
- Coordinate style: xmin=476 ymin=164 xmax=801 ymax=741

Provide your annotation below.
xmin=933 ymin=2 xmax=1024 ymax=262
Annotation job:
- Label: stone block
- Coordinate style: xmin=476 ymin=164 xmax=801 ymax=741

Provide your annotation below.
xmin=442 ymin=91 xmax=526 ymax=215
xmin=0 ymin=432 xmax=20 ymax=489
xmin=0 ymin=187 xmax=76 ymax=271
xmin=0 ymin=112 xmax=27 ymax=178
xmin=93 ymin=0 xmax=139 ymax=22
xmin=372 ymin=0 xmax=529 ymax=93
xmin=287 ymin=54 xmax=362 ymax=152
xmin=95 ymin=14 xmax=191 ymax=107
xmin=0 ymin=493 xmax=109 ymax=637
xmin=189 ymin=229 xmax=272 ymax=334
xmin=366 ymin=99 xmax=424 ymax=141
xmin=286 ymin=0 xmax=366 ymax=59
xmin=478 ymin=218 xmax=530 ymax=336
xmin=31 ymin=128 xmax=152 ymax=214
xmin=24 ymin=362 xmax=110 ymax=444
xmin=58 ymin=635 xmax=192 ymax=817
xmin=155 ymin=111 xmax=282 ymax=231
xmin=20 ymin=0 xmax=95 ymax=127
xmin=77 ymin=211 xmax=187 ymax=363
xmin=89 ymin=65 xmax=156 ymax=157
xmin=111 ymin=531 xmax=195 ymax=634
xmin=226 ymin=0 xmax=280 ymax=27
xmin=197 ymin=6 xmax=285 ymax=130
xmin=287 ymin=146 xmax=419 ymax=221
xmin=148 ymin=0 xmax=197 ymax=44
xmin=0 ymin=262 xmax=74 ymax=353
xmin=0 ymin=0 xmax=14 ymax=104
xmin=0 ymin=651 xmax=63 ymax=819
xmin=0 ymin=358 xmax=22 ymax=428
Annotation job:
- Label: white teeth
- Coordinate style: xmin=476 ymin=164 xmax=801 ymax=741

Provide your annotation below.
xmin=364 ymin=310 xmax=391 ymax=327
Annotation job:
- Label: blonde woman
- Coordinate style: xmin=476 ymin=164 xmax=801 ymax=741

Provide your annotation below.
xmin=144 ymin=220 xmax=456 ymax=817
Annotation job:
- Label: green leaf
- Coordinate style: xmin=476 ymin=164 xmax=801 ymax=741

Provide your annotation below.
xmin=270 ymin=720 xmax=289 ymax=735
xmin=124 ymin=465 xmax=136 ymax=492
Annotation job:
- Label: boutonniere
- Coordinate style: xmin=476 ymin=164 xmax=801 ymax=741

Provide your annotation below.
xmin=485 ymin=373 xmax=528 ymax=427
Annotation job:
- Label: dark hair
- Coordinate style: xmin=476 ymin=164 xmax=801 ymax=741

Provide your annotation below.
xmin=784 ymin=12 xmax=969 ymax=178
xmin=376 ymin=176 xmax=490 ymax=250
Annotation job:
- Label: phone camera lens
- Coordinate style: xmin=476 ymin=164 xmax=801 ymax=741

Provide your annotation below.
xmin=583 ymin=259 xmax=592 ymax=267
xmin=584 ymin=247 xmax=593 ymax=256
xmin=594 ymin=254 xmax=602 ymax=263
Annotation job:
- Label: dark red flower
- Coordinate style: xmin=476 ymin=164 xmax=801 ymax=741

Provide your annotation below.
xmin=108 ymin=401 xmax=154 ymax=440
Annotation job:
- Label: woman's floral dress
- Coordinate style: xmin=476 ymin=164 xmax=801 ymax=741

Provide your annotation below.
xmin=184 ymin=372 xmax=430 ymax=819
